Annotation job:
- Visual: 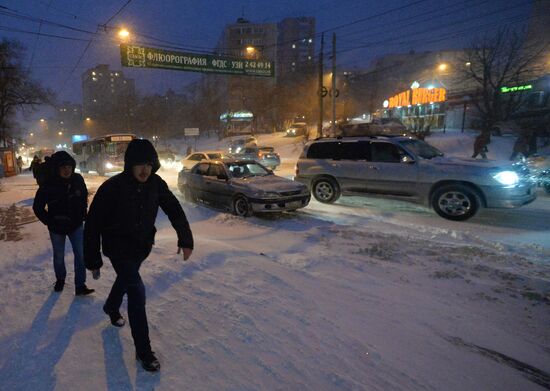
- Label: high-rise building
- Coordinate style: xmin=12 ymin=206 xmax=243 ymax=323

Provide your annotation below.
xmin=215 ymin=18 xmax=277 ymax=131
xmin=54 ymin=102 xmax=83 ymax=134
xmin=81 ymin=64 xmax=136 ymax=129
xmin=277 ymin=17 xmax=315 ymax=80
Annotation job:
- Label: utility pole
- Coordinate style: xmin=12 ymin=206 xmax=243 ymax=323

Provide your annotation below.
xmin=318 ymin=33 xmax=324 ymax=138
xmin=331 ymin=33 xmax=336 ymax=137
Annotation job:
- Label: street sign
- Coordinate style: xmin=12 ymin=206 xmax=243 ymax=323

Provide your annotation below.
xmin=120 ymin=44 xmax=274 ymax=77
xmin=184 ymin=128 xmax=200 ymax=136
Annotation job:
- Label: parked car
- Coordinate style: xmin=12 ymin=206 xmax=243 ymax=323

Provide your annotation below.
xmin=181 ymin=150 xmax=228 ymax=171
xmin=178 ymin=159 xmax=310 ymax=216
xmin=286 ymin=122 xmax=308 ymax=137
xmin=228 ymin=136 xmax=258 ymax=154
xmin=231 ymin=145 xmax=281 ymax=170
xmin=294 ymin=136 xmax=536 ymax=221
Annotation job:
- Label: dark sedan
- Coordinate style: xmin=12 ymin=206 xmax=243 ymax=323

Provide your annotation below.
xmin=178 ymin=159 xmax=310 ymax=217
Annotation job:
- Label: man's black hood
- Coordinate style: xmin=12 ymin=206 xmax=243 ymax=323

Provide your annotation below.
xmin=51 ymin=151 xmax=76 ymax=170
xmin=124 ymin=139 xmax=161 ymax=173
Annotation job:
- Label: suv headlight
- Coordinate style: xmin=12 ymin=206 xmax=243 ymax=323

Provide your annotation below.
xmin=493 ymin=171 xmax=519 ymax=186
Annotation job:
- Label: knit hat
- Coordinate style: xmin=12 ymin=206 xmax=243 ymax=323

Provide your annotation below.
xmin=124 ymin=139 xmax=161 ymax=173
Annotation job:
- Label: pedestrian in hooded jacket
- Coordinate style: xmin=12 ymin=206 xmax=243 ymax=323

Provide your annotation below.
xmin=84 ymin=139 xmax=194 ymax=373
xmin=471 ymin=132 xmax=489 ymax=159
xmin=33 ymin=151 xmax=95 ymax=295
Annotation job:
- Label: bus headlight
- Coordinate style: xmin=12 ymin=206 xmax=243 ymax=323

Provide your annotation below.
xmin=493 ymin=171 xmax=519 ymax=186
xmin=105 ymin=162 xmax=114 ymax=169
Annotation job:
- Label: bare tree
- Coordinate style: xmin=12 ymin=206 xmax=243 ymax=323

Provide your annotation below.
xmin=460 ymin=28 xmax=547 ymax=134
xmin=0 ymin=39 xmax=52 ymax=146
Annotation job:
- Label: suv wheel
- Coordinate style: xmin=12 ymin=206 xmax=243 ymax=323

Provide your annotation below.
xmin=312 ymin=177 xmax=340 ymax=204
xmin=233 ymin=195 xmax=252 ymax=217
xmin=432 ymin=185 xmax=480 ymax=221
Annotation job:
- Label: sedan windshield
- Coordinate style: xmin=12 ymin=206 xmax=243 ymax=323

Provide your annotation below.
xmin=398 ymin=139 xmax=444 ymax=159
xmin=226 ymin=162 xmax=269 ymax=178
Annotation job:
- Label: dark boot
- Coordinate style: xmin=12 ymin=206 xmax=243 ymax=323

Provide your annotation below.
xmin=136 ymin=351 xmax=160 ymax=372
xmin=103 ymin=304 xmax=126 ymax=327
xmin=75 ymin=285 xmax=95 ymax=296
xmin=54 ymin=280 xmax=65 ymax=292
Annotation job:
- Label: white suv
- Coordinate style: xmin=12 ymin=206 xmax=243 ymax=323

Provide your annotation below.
xmin=294 ymin=136 xmax=536 ymax=221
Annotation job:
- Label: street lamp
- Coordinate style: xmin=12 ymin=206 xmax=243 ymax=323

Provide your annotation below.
xmin=58 ymin=131 xmax=63 ymax=136
xmin=118 ymin=28 xmax=130 ymax=40
xmin=40 ymin=118 xmax=45 ymax=122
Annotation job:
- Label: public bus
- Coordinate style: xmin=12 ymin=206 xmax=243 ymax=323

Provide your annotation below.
xmin=220 ymin=110 xmax=255 ymax=137
xmin=72 ymin=133 xmax=136 ymax=175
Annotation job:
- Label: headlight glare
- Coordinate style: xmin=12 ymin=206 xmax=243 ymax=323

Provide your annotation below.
xmin=493 ymin=171 xmax=519 ymax=186
xmin=105 ymin=162 xmax=114 ymax=169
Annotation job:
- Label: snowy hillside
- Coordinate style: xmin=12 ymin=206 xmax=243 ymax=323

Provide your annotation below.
xmin=0 ymin=130 xmax=549 ymax=390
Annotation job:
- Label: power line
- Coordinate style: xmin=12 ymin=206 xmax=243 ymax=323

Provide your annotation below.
xmin=335 ymin=0 xmax=529 ymax=56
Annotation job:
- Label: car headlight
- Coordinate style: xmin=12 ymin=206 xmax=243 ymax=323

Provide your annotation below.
xmin=493 ymin=171 xmax=519 ymax=186
xmin=105 ymin=162 xmax=114 ymax=169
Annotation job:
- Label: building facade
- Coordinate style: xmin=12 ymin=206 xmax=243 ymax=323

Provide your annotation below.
xmin=54 ymin=102 xmax=83 ymax=135
xmin=277 ymin=17 xmax=315 ymax=80
xmin=81 ymin=64 xmax=136 ymax=134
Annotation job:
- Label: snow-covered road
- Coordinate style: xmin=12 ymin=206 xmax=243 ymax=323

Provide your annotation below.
xmin=0 ymin=131 xmax=549 ymax=390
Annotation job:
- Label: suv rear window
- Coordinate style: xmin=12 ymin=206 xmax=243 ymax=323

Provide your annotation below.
xmin=307 ymin=142 xmax=340 ymax=159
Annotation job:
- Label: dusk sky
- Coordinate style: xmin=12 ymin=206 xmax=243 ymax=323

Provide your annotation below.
xmin=1 ymin=0 xmax=533 ymax=110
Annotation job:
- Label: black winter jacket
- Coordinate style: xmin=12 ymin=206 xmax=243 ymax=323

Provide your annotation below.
xmin=33 ymin=155 xmax=88 ymax=235
xmin=84 ymin=171 xmax=194 ymax=270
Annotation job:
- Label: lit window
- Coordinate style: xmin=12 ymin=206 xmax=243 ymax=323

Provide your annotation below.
xmin=92 ymin=77 xmax=97 ymax=81
xmin=308 ymin=56 xmax=312 ymax=60
xmin=308 ymin=38 xmax=313 ymax=43
xmin=292 ymin=62 xmax=296 ymax=66
xmin=92 ymin=71 xmax=96 ymax=76
xmin=292 ymin=44 xmax=296 ymax=49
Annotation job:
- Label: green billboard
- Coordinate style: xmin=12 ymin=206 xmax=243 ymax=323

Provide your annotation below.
xmin=120 ymin=44 xmax=274 ymax=77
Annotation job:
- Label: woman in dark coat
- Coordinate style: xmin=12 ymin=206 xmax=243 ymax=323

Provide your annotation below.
xmin=33 ymin=151 xmax=94 ymax=295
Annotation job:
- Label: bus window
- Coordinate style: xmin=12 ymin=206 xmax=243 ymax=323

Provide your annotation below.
xmin=73 ymin=143 xmax=83 ymax=155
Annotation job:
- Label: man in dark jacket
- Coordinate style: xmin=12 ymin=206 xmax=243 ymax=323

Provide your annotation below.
xmin=84 ymin=139 xmax=194 ymax=372
xmin=33 ymin=151 xmax=94 ymax=295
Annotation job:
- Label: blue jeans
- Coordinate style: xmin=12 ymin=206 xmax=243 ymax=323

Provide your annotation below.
xmin=104 ymin=259 xmax=151 ymax=356
xmin=49 ymin=225 xmax=86 ymax=288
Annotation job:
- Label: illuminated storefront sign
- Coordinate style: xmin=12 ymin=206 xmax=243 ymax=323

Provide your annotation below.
xmin=501 ymin=84 xmax=532 ymax=93
xmin=220 ymin=111 xmax=254 ymax=121
xmin=386 ymin=87 xmax=446 ymax=109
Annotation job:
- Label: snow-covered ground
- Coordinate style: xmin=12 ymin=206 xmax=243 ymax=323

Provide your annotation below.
xmin=0 ymin=130 xmax=549 ymax=390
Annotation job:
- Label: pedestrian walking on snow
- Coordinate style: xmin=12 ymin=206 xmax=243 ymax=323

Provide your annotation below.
xmin=471 ymin=132 xmax=489 ymax=159
xmin=33 ymin=151 xmax=94 ymax=295
xmin=84 ymin=139 xmax=194 ymax=372
xmin=510 ymin=132 xmax=530 ymax=160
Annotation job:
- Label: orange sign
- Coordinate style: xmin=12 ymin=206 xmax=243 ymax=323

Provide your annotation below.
xmin=387 ymin=87 xmax=446 ymax=108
